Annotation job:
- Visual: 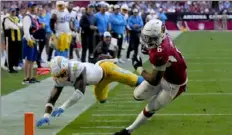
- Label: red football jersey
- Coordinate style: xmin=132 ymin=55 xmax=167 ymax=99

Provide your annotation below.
xmin=148 ymin=34 xmax=187 ymax=85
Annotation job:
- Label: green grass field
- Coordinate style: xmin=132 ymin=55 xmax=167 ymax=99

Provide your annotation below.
xmin=57 ymin=31 xmax=232 ymax=135
xmin=1 ymin=69 xmax=50 ymax=95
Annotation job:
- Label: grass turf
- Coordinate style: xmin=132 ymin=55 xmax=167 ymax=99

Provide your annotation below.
xmin=1 ymin=69 xmax=50 ymax=95
xmin=56 ymin=31 xmax=232 ymax=135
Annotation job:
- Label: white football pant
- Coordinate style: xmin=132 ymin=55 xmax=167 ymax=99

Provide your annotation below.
xmin=134 ymin=78 xmax=185 ymax=112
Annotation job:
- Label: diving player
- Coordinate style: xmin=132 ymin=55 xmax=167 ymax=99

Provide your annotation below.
xmin=36 ymin=56 xmax=144 ymax=127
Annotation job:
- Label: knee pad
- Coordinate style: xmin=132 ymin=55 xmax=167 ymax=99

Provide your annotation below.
xmin=133 ymin=87 xmax=147 ymax=101
xmin=133 ymin=81 xmax=153 ymax=100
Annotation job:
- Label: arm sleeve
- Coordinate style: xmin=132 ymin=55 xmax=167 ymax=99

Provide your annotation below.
xmin=121 ymin=15 xmax=127 ymax=26
xmin=138 ymin=16 xmax=144 ymax=28
xmin=109 ymin=14 xmax=120 ymax=25
xmin=128 ymin=17 xmax=134 ymax=29
xmin=23 ymin=16 xmax=32 ymax=41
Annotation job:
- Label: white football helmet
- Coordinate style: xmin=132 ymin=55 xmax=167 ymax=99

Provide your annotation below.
xmin=141 ymin=19 xmax=166 ymax=49
xmin=56 ymin=1 xmax=65 ymax=6
xmin=50 ymin=56 xmax=69 ymax=81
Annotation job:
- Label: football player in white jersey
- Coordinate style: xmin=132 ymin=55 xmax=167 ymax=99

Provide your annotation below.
xmin=50 ymin=1 xmax=72 ymax=58
xmin=36 ymin=56 xmax=144 ymax=127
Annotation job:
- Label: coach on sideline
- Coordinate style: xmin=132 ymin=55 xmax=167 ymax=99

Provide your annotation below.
xmin=22 ymin=2 xmax=40 ymax=84
xmin=80 ymin=4 xmax=97 ymax=62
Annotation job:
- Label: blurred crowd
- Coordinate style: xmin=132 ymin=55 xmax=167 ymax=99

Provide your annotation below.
xmin=1 ymin=1 xmax=231 ymax=84
xmin=117 ymin=1 xmax=232 ymax=13
xmin=2 ymin=1 xmax=232 ymax=14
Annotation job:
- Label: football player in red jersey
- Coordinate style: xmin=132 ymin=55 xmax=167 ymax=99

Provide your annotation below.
xmin=114 ymin=19 xmax=188 ymax=135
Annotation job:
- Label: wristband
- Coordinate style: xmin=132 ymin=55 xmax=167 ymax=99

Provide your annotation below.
xmin=43 ymin=113 xmax=50 ymax=118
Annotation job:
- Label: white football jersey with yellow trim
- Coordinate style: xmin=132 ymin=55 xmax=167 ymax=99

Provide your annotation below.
xmin=54 ymin=60 xmax=103 ymax=87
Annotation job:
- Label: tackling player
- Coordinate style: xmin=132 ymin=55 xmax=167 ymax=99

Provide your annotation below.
xmin=114 ymin=19 xmax=188 ymax=135
xmin=36 ymin=56 xmax=144 ymax=127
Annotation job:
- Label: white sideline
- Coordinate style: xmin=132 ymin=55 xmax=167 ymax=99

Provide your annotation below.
xmin=89 ymin=120 xmax=130 ymax=123
xmin=92 ymin=113 xmax=232 ymax=117
xmin=189 ymin=62 xmax=232 ymax=65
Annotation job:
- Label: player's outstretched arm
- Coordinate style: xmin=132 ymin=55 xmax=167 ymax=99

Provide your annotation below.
xmin=51 ymin=68 xmax=87 ymax=117
xmin=36 ymin=86 xmax=63 ymax=127
xmin=45 ymin=86 xmax=63 ymax=115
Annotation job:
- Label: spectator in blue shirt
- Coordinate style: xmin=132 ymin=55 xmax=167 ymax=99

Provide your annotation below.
xmin=128 ymin=9 xmax=143 ymax=32
xmin=94 ymin=4 xmax=110 ymax=44
xmin=37 ymin=5 xmax=53 ymax=62
xmin=109 ymin=4 xmax=127 ymax=63
xmin=127 ymin=8 xmax=144 ymax=60
xmin=158 ymin=8 xmax=167 ymax=24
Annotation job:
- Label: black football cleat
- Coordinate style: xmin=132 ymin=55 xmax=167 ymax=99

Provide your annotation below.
xmin=113 ymin=129 xmax=131 ymax=135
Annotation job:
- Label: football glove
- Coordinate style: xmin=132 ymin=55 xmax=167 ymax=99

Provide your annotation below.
xmin=132 ymin=55 xmax=143 ymax=70
xmin=27 ymin=40 xmax=35 ymax=48
xmin=36 ymin=117 xmax=50 ymax=127
xmin=141 ymin=44 xmax=149 ymax=55
xmin=51 ymin=108 xmax=64 ymax=117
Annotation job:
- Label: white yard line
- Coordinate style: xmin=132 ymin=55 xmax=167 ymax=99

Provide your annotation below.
xmin=114 ymin=92 xmax=232 ymax=97
xmin=189 ymin=62 xmax=232 ymax=65
xmin=92 ymin=113 xmax=232 ymax=117
xmin=72 ymin=133 xmax=113 ymax=135
xmin=185 ymin=57 xmax=232 ymax=60
xmin=80 ymin=126 xmax=125 ymax=129
xmin=89 ymin=120 xmax=130 ymax=123
xmin=95 ymin=110 xmax=136 ymax=112
xmin=188 ymin=69 xmax=231 ymax=72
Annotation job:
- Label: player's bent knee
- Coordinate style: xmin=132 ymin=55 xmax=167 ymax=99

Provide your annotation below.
xmin=133 ymin=89 xmax=146 ymax=101
xmin=133 ymin=96 xmax=145 ymax=101
xmin=133 ymin=86 xmax=149 ymax=100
